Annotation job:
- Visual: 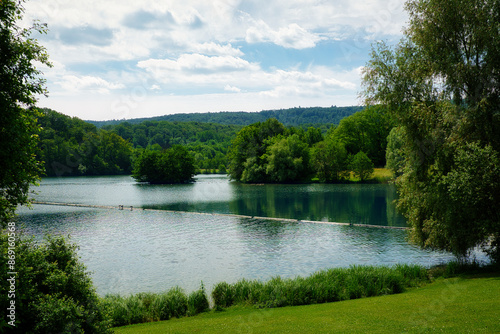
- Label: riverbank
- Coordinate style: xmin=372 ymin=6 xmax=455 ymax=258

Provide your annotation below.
xmin=198 ymin=167 xmax=394 ymax=183
xmin=113 ymin=272 xmax=500 ymax=333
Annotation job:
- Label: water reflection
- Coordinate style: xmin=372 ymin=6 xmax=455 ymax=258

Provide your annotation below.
xmin=31 ymin=175 xmax=406 ymax=226
xmin=228 ymin=182 xmax=406 ymax=226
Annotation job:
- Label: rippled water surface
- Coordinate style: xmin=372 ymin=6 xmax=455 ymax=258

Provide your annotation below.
xmin=17 ymin=175 xmax=455 ymax=295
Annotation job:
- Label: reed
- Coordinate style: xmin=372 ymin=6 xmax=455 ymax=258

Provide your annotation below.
xmin=106 ymin=264 xmax=428 ymax=327
xmin=211 ymin=264 xmax=428 ymax=310
xmin=105 ymin=285 xmax=209 ymax=327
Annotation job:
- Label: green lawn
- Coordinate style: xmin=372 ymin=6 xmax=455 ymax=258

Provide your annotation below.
xmin=113 ymin=274 xmax=500 ymax=333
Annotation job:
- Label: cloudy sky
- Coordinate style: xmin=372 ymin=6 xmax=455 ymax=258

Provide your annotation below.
xmin=24 ymin=0 xmax=407 ymax=121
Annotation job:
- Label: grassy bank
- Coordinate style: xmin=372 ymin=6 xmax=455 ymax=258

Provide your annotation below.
xmin=105 ymin=264 xmax=427 ymax=328
xmin=114 ymin=273 xmax=500 ymax=333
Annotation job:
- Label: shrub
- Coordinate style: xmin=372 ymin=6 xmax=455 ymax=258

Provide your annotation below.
xmin=212 ymin=281 xmax=234 ymax=310
xmin=0 ymin=234 xmax=112 ymax=333
xmin=188 ymin=284 xmax=210 ymax=316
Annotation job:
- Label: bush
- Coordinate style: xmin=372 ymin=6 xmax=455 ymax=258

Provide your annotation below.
xmin=0 ymin=234 xmax=112 ymax=333
xmin=212 ymin=281 xmax=234 ymax=310
xmin=188 ymin=284 xmax=210 ymax=316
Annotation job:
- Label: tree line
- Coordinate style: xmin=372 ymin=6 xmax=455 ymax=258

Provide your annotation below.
xmin=36 ymin=106 xmax=394 ymax=182
xmin=88 ymin=106 xmax=363 ymax=128
xmin=36 ymin=109 xmax=241 ymax=176
xmin=227 ymin=106 xmax=395 ymax=183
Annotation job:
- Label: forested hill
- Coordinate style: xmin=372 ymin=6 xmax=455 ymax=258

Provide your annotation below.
xmin=87 ymin=106 xmax=363 ymax=128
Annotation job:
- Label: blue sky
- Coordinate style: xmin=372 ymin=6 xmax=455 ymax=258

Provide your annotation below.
xmin=24 ymin=0 xmax=407 ymax=121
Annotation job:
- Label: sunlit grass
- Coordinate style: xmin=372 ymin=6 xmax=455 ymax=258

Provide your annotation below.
xmin=347 ymin=168 xmax=394 ymax=183
xmin=113 ymin=274 xmax=500 ymax=333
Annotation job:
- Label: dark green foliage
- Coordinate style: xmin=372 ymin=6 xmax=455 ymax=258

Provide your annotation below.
xmin=88 ymin=106 xmax=363 ymax=128
xmin=228 ymin=110 xmax=393 ymax=183
xmin=350 ymin=151 xmax=375 ymax=181
xmin=0 ymin=234 xmax=112 ymax=333
xmin=329 ymin=105 xmax=395 ymax=167
xmin=132 ymin=146 xmax=195 ymax=184
xmin=37 ymin=109 xmax=133 ymax=176
xmin=362 ymin=0 xmax=500 ymax=261
xmin=310 ymin=138 xmax=349 ymax=182
xmin=265 ymin=134 xmax=311 ymax=182
xmin=102 ymin=120 xmax=241 ymax=171
xmin=211 ymin=264 xmax=428 ymax=310
xmin=211 ymin=282 xmax=234 ymax=310
xmin=187 ymin=284 xmax=210 ymax=316
xmin=228 ymin=118 xmax=286 ymax=182
xmin=0 ymin=0 xmax=50 ymax=226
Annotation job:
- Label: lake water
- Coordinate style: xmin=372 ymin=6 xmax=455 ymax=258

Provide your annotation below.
xmin=16 ymin=175 xmax=455 ymax=295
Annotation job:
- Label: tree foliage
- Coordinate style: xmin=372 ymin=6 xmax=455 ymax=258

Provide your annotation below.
xmin=0 ymin=0 xmax=51 ymax=226
xmin=329 ymin=105 xmax=395 ymax=167
xmin=89 ymin=106 xmax=363 ymax=128
xmin=350 ymin=151 xmax=374 ymax=181
xmin=310 ymin=138 xmax=349 ymax=182
xmin=227 ymin=118 xmax=286 ymax=182
xmin=132 ymin=146 xmax=195 ymax=184
xmin=228 ymin=116 xmax=383 ymax=183
xmin=361 ymin=0 xmax=500 ymax=261
xmin=0 ymin=234 xmax=112 ymax=333
xmin=265 ymin=134 xmax=311 ymax=183
xmin=37 ymin=109 xmax=133 ymax=176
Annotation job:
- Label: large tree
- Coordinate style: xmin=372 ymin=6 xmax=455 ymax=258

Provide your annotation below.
xmin=361 ymin=0 xmax=500 ymax=261
xmin=0 ymin=0 xmax=51 ymax=227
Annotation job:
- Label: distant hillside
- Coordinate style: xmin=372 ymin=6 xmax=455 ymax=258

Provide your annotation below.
xmin=87 ymin=106 xmax=364 ymax=128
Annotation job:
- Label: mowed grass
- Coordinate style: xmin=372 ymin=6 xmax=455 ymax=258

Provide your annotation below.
xmin=113 ymin=275 xmax=500 ymax=334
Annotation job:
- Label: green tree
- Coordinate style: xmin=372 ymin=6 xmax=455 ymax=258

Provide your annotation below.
xmin=331 ymin=106 xmax=394 ymax=167
xmin=227 ymin=118 xmax=285 ymax=182
xmin=0 ymin=0 xmax=51 ymax=226
xmin=265 ymin=134 xmax=311 ymax=183
xmin=133 ymin=146 xmax=195 ymax=184
xmin=350 ymin=151 xmax=374 ymax=182
xmin=311 ymin=138 xmax=349 ymax=182
xmin=361 ymin=0 xmax=500 ymax=261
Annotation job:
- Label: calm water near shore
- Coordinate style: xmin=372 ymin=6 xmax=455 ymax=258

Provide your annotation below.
xmin=16 ymin=175 xmax=456 ymax=295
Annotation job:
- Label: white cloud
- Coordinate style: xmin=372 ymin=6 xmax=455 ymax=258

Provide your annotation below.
xmin=24 ymin=0 xmax=405 ymax=120
xmin=57 ymin=75 xmax=125 ymax=94
xmin=137 ymin=54 xmax=260 ymax=82
xmin=192 ymin=42 xmax=244 ymax=57
xmin=224 ymin=85 xmax=241 ymax=93
xmin=246 ymin=21 xmax=323 ymax=49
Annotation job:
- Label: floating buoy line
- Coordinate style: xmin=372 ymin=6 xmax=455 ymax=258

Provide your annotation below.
xmin=31 ymin=201 xmax=408 ymax=230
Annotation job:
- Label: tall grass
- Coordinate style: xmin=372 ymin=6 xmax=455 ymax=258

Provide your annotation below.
xmin=212 ymin=264 xmax=428 ymax=309
xmin=105 ymin=285 xmax=210 ymax=327
xmin=105 ymin=264 xmax=428 ymax=327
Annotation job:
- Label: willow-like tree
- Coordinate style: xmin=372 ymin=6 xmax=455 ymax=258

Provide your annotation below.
xmin=0 ymin=0 xmax=51 ymax=227
xmin=362 ymin=0 xmax=500 ymax=261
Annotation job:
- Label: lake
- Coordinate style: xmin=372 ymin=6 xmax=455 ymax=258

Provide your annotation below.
xmin=16 ymin=175 xmax=455 ymax=295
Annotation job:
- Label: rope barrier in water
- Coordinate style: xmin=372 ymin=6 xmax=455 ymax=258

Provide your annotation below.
xmin=31 ymin=201 xmax=408 ymax=230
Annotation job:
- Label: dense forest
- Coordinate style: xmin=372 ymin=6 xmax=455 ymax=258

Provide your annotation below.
xmin=36 ymin=105 xmax=394 ymax=179
xmin=36 ymin=108 xmax=241 ymax=176
xmin=88 ymin=106 xmax=363 ymax=129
